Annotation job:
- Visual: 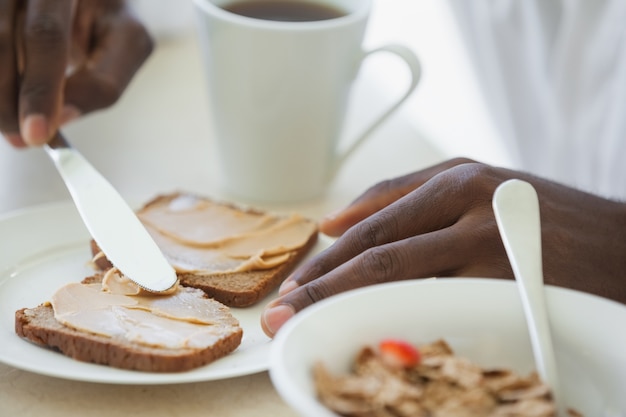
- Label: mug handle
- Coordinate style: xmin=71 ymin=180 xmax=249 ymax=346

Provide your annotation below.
xmin=330 ymin=44 xmax=422 ymax=179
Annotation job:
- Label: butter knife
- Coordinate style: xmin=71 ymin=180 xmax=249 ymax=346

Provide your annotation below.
xmin=44 ymin=132 xmax=177 ymax=293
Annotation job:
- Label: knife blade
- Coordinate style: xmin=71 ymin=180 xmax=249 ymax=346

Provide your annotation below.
xmin=44 ymin=132 xmax=177 ymax=293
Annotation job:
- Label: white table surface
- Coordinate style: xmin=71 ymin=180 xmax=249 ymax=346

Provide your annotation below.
xmin=0 ymin=32 xmax=444 ymax=417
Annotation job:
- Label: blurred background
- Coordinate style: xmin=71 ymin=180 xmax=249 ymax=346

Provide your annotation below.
xmin=0 ymin=0 xmax=507 ymax=213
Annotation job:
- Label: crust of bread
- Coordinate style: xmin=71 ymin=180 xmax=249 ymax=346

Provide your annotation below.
xmin=15 ymin=298 xmax=243 ymax=373
xmin=91 ymin=193 xmax=319 ymax=308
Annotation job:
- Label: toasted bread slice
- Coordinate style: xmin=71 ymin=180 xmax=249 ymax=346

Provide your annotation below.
xmin=91 ymin=193 xmax=319 ymax=307
xmin=15 ymin=285 xmax=243 ymax=373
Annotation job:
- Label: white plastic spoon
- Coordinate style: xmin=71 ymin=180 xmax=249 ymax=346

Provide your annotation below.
xmin=492 ymin=179 xmax=566 ymax=416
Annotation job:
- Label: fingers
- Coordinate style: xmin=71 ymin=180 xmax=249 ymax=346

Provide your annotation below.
xmin=262 ymin=161 xmax=510 ymax=337
xmin=320 ymin=158 xmax=477 ymax=236
xmin=262 ymin=213 xmax=505 ymax=337
xmin=297 ymin=229 xmax=469 ymax=300
xmin=1 ymin=0 xmax=152 ymax=148
xmin=19 ymin=0 xmax=74 ymax=145
xmin=262 ymin=234 xmax=455 ymax=337
xmin=64 ymin=4 xmax=153 ymax=115
xmin=319 ymin=176 xmax=419 ymax=237
xmin=288 ymin=162 xmax=491 ymax=293
xmin=0 ymin=0 xmax=21 ymax=146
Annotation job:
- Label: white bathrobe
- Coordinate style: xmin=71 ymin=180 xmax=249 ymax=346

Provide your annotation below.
xmin=448 ymin=0 xmax=626 ymax=199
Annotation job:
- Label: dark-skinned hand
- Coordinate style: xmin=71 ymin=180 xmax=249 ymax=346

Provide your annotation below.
xmin=0 ymin=0 xmax=152 ymax=147
xmin=262 ymin=158 xmax=626 ymax=337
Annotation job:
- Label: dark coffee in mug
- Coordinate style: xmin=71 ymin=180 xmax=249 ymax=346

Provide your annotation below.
xmin=222 ymin=0 xmax=347 ymax=22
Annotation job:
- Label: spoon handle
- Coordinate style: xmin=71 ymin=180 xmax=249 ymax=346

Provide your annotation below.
xmin=493 ymin=179 xmax=565 ymax=414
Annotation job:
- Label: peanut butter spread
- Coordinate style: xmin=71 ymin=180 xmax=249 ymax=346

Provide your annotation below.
xmin=135 ymin=194 xmax=318 ymax=274
xmin=50 ymin=194 xmax=314 ymax=350
xmin=51 ymin=270 xmax=240 ymax=350
xmin=100 ymin=267 xmax=179 ymax=296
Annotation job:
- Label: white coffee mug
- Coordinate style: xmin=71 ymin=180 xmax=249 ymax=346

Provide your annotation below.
xmin=193 ymin=0 xmax=421 ymax=202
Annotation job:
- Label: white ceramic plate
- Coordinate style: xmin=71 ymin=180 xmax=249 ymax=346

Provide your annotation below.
xmin=270 ymin=279 xmax=626 ymax=417
xmin=0 ymin=201 xmax=330 ymax=385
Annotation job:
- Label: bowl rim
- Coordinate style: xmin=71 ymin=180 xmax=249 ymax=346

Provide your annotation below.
xmin=269 ymin=277 xmax=626 ymax=416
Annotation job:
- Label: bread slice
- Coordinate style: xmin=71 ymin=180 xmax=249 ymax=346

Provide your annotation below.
xmin=15 ymin=283 xmax=243 ymax=373
xmin=91 ymin=192 xmax=319 ymax=307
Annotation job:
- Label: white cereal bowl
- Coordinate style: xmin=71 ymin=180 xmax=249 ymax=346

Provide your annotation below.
xmin=269 ymin=278 xmax=626 ymax=417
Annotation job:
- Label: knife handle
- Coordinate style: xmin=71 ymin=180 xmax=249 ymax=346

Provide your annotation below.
xmin=46 ymin=132 xmax=71 ymax=150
